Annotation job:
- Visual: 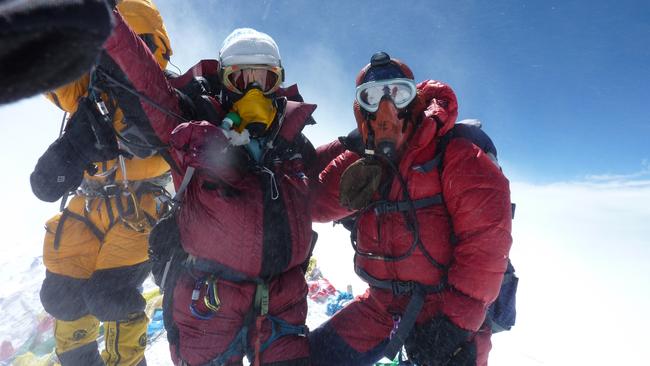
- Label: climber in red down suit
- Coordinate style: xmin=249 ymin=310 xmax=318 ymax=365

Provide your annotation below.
xmin=309 ymin=52 xmax=513 ymax=366
xmin=101 ymin=12 xmax=346 ymax=366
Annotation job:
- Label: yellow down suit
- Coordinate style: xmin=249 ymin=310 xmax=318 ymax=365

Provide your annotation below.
xmin=39 ymin=1 xmax=173 ymax=365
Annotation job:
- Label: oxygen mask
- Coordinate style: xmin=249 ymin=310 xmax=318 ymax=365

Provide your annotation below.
xmin=361 ymin=96 xmax=412 ymax=162
xmin=231 ymin=85 xmax=277 ymax=137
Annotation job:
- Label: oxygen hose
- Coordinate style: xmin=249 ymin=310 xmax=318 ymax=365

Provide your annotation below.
xmin=349 ymin=154 xmax=447 ymax=272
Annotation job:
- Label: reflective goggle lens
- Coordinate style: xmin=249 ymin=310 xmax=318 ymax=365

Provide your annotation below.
xmin=356 ymin=78 xmax=416 ymax=112
xmin=222 ymin=65 xmax=282 ymax=95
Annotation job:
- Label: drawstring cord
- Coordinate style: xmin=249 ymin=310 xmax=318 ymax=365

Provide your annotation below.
xmin=260 ymin=166 xmax=279 ymax=200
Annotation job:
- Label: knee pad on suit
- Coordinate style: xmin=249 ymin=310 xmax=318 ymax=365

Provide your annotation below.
xmin=40 ymin=271 xmax=88 ymax=321
xmin=83 ymin=262 xmax=150 ymax=321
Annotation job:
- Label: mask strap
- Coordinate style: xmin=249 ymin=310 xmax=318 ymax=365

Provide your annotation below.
xmin=398 ymin=108 xmax=412 ymax=133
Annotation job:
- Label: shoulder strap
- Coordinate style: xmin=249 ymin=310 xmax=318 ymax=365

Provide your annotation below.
xmin=412 ymin=121 xmax=500 ymax=174
xmin=412 ymin=127 xmax=456 ymax=174
xmin=172 ymin=167 xmax=195 ymax=203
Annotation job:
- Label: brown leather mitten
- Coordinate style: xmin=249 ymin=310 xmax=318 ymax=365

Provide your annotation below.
xmin=339 ymin=158 xmax=382 ymax=210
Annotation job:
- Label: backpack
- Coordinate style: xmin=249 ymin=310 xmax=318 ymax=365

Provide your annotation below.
xmin=339 ymin=119 xmax=518 ymax=334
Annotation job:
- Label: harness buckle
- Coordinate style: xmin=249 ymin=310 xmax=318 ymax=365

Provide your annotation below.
xmin=391 ymin=280 xmax=415 ymax=295
xmin=102 ymin=184 xmax=121 ymax=197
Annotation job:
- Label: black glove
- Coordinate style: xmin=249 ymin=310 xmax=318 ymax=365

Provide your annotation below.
xmin=404 ymin=316 xmax=477 ymax=366
xmin=30 ymin=135 xmax=87 ymax=202
xmin=338 ymin=128 xmax=365 ymax=154
xmin=30 ymin=97 xmax=122 ymax=202
xmin=65 ymin=97 xmax=122 ymax=163
xmin=339 ymin=157 xmax=382 ymax=210
xmin=0 ymin=0 xmax=114 ymax=104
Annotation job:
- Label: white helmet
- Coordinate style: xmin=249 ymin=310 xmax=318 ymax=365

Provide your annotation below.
xmin=219 ymin=28 xmax=281 ymax=67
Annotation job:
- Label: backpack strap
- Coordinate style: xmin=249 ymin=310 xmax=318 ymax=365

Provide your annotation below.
xmin=412 ymin=121 xmax=501 ymax=174
xmin=411 ymin=127 xmax=456 ymax=174
xmin=173 ymin=167 xmax=195 ymax=203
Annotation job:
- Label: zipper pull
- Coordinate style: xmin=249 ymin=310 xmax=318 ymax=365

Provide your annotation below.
xmin=260 ymin=166 xmax=279 ymax=200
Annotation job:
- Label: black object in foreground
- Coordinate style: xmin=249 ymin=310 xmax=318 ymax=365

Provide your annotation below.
xmin=0 ymin=0 xmax=114 ymax=105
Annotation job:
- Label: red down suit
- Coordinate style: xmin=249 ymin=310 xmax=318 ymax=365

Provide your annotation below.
xmin=310 ymin=80 xmax=513 ymax=366
xmin=103 ymin=13 xmax=345 ymax=366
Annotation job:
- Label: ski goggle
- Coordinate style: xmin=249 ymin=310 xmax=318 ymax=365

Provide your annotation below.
xmin=356 ymin=78 xmax=417 ymax=113
xmin=221 ymin=64 xmax=283 ymax=95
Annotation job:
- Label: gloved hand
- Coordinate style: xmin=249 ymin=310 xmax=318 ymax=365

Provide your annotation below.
xmin=0 ymin=0 xmax=114 ymax=104
xmin=170 ymin=121 xmax=248 ymax=184
xmin=404 ymin=316 xmax=476 ymax=366
xmin=339 ymin=157 xmax=382 ymax=210
xmin=30 ymin=97 xmax=122 ymax=202
xmin=30 ymin=136 xmax=87 ymax=202
xmin=67 ymin=97 xmax=122 ymax=163
xmin=338 ymin=128 xmax=364 ymax=154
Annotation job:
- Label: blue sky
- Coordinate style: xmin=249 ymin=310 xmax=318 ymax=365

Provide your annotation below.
xmin=153 ymin=0 xmax=650 ymax=183
xmin=0 ymin=1 xmax=649 ymax=365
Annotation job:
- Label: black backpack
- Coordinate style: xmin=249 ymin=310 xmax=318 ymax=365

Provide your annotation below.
xmin=339 ymin=119 xmax=518 ymax=334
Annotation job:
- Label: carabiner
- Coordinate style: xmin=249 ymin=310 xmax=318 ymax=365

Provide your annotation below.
xmin=190 ymin=276 xmax=221 ymax=320
xmin=389 ymin=314 xmax=401 ymax=339
xmin=120 ymin=187 xmax=150 ymax=233
xmin=204 ymin=277 xmax=221 ymax=312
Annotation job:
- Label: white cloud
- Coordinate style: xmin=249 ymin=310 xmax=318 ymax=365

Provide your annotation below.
xmin=490 ymin=178 xmax=650 ymax=365
xmin=585 ymin=159 xmax=650 ymax=185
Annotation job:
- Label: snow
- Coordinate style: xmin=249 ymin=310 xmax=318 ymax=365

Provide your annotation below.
xmin=0 ymin=254 xmax=46 ymax=356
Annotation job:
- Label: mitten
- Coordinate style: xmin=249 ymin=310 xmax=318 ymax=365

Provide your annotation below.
xmin=170 ymin=121 xmax=247 ymax=184
xmin=404 ymin=316 xmax=476 ymax=366
xmin=339 ymin=157 xmax=382 ymax=210
xmin=30 ymin=136 xmax=87 ymax=202
xmin=0 ymin=0 xmax=114 ymax=104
